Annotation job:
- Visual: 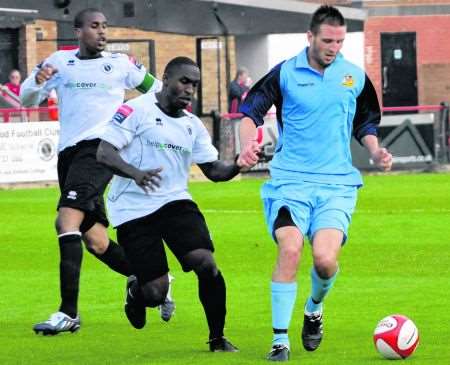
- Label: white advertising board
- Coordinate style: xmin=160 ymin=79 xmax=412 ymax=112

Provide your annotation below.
xmin=0 ymin=122 xmax=59 ymax=183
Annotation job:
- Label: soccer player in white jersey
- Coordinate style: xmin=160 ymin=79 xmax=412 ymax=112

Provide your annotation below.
xmin=20 ymin=8 xmax=174 ymax=335
xmin=97 ymin=57 xmax=242 ymax=352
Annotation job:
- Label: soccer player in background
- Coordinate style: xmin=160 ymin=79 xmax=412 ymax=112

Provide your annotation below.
xmin=238 ymin=5 xmax=393 ymax=361
xmin=96 ymin=56 xmax=240 ymax=352
xmin=20 ymin=8 xmax=174 ymax=335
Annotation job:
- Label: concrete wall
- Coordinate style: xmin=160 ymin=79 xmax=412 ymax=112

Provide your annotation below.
xmin=235 ymin=35 xmax=269 ymax=84
xmin=267 ymin=32 xmax=364 ymax=70
xmin=235 ymin=31 xmax=364 ymax=87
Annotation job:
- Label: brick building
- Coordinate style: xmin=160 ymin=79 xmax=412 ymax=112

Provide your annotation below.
xmin=0 ymin=0 xmax=364 ymax=118
xmin=14 ymin=7 xmax=232 ymax=117
xmin=363 ymin=0 xmax=450 ymax=107
xmin=2 ymin=1 xmax=448 ymax=113
xmin=299 ymin=0 xmax=450 ymax=107
xmin=20 ymin=19 xmax=220 ymax=111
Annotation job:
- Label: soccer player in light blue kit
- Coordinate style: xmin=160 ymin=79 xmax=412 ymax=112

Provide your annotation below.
xmin=238 ymin=5 xmax=393 ymax=362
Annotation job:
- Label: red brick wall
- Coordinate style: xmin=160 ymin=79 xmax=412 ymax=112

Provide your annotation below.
xmin=365 ymin=15 xmax=450 ymax=106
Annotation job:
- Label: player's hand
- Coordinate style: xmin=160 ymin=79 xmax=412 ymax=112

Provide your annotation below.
xmin=133 ymin=167 xmax=163 ymax=194
xmin=371 ymin=148 xmax=393 ymax=171
xmin=35 ymin=64 xmax=58 ymax=85
xmin=237 ymin=128 xmax=263 ymax=169
xmin=237 ymin=141 xmax=261 ymax=170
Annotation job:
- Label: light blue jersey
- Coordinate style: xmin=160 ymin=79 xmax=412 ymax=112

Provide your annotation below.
xmin=240 ymin=47 xmax=381 ymax=239
xmin=240 ymin=48 xmax=380 ymax=187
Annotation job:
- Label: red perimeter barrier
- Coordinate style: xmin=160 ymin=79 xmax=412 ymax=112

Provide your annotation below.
xmin=0 ymin=106 xmax=58 ymax=123
xmin=382 ymin=105 xmax=445 ymax=112
xmin=221 ymin=112 xmax=276 ymax=120
xmin=213 ymin=102 xmax=450 ymax=168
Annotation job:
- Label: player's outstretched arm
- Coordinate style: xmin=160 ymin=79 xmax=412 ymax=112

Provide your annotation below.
xmin=97 ymin=140 xmax=162 ymax=193
xmin=20 ymin=64 xmax=58 ymax=107
xmin=198 ymin=159 xmax=243 ymax=182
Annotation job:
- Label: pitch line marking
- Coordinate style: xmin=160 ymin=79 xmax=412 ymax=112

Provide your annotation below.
xmin=202 ymin=208 xmax=450 ymax=214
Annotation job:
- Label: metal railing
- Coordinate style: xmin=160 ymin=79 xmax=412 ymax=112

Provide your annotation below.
xmin=212 ymin=103 xmax=450 ymax=168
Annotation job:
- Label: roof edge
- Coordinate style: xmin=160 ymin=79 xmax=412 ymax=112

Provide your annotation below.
xmin=196 ymin=0 xmax=367 ymax=20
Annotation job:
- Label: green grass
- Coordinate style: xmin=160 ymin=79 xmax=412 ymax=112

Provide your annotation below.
xmin=1 ymin=173 xmax=449 ymax=364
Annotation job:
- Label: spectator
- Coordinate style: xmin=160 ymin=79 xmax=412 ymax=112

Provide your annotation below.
xmin=1 ymin=69 xmax=22 ymax=122
xmin=228 ymin=67 xmax=251 ymax=113
xmin=5 ymin=69 xmax=21 ymax=96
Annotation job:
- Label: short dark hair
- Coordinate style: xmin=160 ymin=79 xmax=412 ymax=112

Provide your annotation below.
xmin=309 ymin=5 xmax=346 ymax=35
xmin=164 ymin=57 xmax=198 ymax=75
xmin=74 ymin=8 xmax=103 ymax=28
xmin=235 ymin=67 xmax=248 ymax=79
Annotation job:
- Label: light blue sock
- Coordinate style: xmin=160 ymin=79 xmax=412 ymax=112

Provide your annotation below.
xmin=271 ymin=281 xmax=297 ymax=346
xmin=305 ymin=267 xmax=339 ymax=313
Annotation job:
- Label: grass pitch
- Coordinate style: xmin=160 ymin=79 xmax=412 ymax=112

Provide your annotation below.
xmin=0 ymin=173 xmax=449 ymax=364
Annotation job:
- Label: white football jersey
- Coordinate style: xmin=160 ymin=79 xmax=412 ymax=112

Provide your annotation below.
xmin=20 ymin=48 xmax=160 ymax=152
xmin=102 ymin=92 xmax=218 ymax=227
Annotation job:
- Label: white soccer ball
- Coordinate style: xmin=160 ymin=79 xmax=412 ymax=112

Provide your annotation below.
xmin=373 ymin=314 xmax=419 ymax=359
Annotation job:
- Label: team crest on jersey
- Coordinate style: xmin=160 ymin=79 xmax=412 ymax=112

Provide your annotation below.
xmin=67 ymin=59 xmax=75 ymax=66
xmin=342 ymin=74 xmax=354 ymax=87
xmin=112 ymin=104 xmax=133 ymax=124
xmin=156 ymin=118 xmax=163 ymax=126
xmin=102 ymin=63 xmax=113 ymax=73
xmin=187 ymin=125 xmax=192 ymax=135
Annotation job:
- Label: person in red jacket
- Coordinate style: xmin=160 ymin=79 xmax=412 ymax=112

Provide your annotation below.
xmin=4 ymin=69 xmax=21 ymax=96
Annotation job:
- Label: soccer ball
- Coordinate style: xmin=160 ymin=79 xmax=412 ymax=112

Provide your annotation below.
xmin=373 ymin=314 xmax=419 ymax=359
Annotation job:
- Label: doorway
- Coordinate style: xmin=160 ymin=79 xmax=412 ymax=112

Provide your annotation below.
xmin=0 ymin=29 xmax=19 ymax=83
xmin=381 ymin=32 xmax=418 ymax=108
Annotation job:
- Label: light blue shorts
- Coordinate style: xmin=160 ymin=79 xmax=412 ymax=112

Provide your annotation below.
xmin=261 ymin=179 xmax=358 ymax=244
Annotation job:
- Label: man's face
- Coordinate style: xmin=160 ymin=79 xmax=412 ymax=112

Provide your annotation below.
xmin=238 ymin=72 xmax=248 ymax=84
xmin=307 ymin=24 xmax=346 ymax=69
xmin=164 ymin=64 xmax=201 ymax=110
xmin=9 ymin=71 xmax=21 ymax=85
xmin=75 ymin=12 xmax=108 ymax=53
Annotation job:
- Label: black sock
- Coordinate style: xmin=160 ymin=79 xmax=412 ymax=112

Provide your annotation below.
xmin=198 ymin=270 xmax=226 ymax=339
xmin=130 ymin=280 xmax=145 ymax=306
xmin=92 ymin=240 xmax=132 ymax=277
xmin=58 ymin=233 xmax=83 ymax=318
